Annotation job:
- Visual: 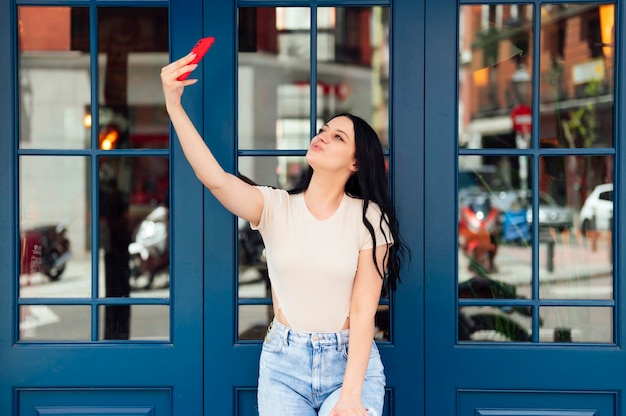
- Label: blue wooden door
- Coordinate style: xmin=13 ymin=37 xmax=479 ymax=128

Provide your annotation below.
xmin=0 ymin=0 xmax=205 ymax=413
xmin=424 ymin=0 xmax=625 ymax=414
xmin=200 ymin=0 xmax=425 ymax=414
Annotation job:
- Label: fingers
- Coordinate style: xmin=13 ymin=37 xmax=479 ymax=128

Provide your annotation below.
xmin=161 ymin=53 xmax=199 ymax=83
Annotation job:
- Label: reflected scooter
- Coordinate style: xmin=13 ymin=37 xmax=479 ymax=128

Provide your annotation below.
xmin=458 ymin=193 xmax=500 ymax=273
xmin=128 ymin=206 xmax=169 ymax=290
xmin=458 ymin=273 xmax=533 ymax=342
xmin=21 ymin=221 xmax=72 ymax=281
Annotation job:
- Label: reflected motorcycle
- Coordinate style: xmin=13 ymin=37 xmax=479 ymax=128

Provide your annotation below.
xmin=458 ymin=193 xmax=499 ymax=273
xmin=458 ymin=274 xmax=533 ymax=342
xmin=20 ymin=221 xmax=71 ymax=281
xmin=128 ymin=206 xmax=169 ymax=290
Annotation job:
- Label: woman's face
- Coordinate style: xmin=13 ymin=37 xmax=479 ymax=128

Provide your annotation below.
xmin=306 ymin=116 xmax=357 ymax=175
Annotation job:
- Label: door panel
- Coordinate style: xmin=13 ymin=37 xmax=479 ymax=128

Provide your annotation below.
xmin=1 ymin=1 xmax=204 ymax=414
xmin=205 ymin=1 xmax=425 ymax=414
xmin=426 ymin=0 xmax=625 ymax=414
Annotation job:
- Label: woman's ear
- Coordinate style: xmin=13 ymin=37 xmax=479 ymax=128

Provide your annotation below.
xmin=350 ymin=159 xmax=359 ymax=172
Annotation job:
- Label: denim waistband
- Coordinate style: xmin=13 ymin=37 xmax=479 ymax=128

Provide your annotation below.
xmin=269 ymin=318 xmax=350 ymax=348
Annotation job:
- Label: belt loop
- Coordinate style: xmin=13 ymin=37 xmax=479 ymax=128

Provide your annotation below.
xmin=336 ymin=332 xmax=342 ymax=352
xmin=282 ymin=327 xmax=289 ymax=346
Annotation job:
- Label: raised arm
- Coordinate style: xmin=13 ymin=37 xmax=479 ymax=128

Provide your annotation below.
xmin=161 ymin=53 xmax=264 ymax=226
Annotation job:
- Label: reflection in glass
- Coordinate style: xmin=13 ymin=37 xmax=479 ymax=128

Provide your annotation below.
xmin=97 ymin=8 xmax=169 ymax=150
xmin=99 ymin=156 xmax=170 ymax=298
xmin=540 ymin=4 xmax=614 ymax=148
xmin=239 ymin=305 xmax=273 ymax=341
xmin=20 ymin=305 xmax=91 ymax=341
xmin=239 ymin=155 xmax=307 ymax=191
xmin=317 ymin=7 xmax=391 ymax=148
xmin=458 ymin=155 xmax=531 ymax=285
xmin=238 ymin=220 xmax=269 ymax=300
xmin=539 ymin=156 xmax=613 ymax=299
xmin=238 ymin=7 xmax=311 ymax=150
xmin=98 ymin=305 xmax=169 ymax=341
xmin=459 ymin=5 xmax=534 ymax=149
xmin=19 ymin=156 xmax=91 ymax=298
xmin=238 ymin=7 xmax=390 ymax=150
xmin=540 ymin=307 xmax=612 ymax=343
xmin=458 ymin=306 xmax=532 ymax=342
xmin=18 ymin=6 xmax=91 ymax=150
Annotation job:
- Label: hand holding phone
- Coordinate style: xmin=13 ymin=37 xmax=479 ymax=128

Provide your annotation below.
xmin=177 ymin=37 xmax=215 ymax=81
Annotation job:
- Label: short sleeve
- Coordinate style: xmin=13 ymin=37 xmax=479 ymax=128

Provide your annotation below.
xmin=360 ymin=202 xmax=394 ymax=250
xmin=250 ymin=186 xmax=286 ymax=232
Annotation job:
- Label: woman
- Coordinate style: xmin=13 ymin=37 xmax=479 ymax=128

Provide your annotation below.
xmin=161 ymin=52 xmax=407 ymax=416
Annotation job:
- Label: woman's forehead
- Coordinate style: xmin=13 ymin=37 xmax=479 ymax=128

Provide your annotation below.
xmin=327 ymin=116 xmax=354 ymax=138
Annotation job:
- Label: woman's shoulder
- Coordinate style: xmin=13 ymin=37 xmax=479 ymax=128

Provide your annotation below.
xmin=255 ymin=186 xmax=298 ymax=207
xmin=345 ymin=194 xmax=383 ymax=214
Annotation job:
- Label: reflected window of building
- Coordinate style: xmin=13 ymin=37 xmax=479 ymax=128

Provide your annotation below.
xmin=457 ymin=4 xmax=615 ymax=344
xmin=17 ymin=6 xmax=170 ymax=342
xmin=540 ymin=4 xmax=614 ymax=149
xmin=237 ymin=6 xmax=391 ymax=341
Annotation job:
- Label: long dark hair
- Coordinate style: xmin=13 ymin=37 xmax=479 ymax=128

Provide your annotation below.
xmin=289 ymin=113 xmax=408 ymax=291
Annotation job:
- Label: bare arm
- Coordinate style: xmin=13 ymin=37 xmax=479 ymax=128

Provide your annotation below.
xmin=161 ymin=53 xmax=263 ymax=225
xmin=330 ymin=244 xmax=388 ymax=416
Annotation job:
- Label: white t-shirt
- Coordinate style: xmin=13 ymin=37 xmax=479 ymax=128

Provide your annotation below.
xmin=252 ymin=186 xmax=393 ymax=332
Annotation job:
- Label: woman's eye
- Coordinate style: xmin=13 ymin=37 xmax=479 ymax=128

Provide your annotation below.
xmin=335 ymin=135 xmax=343 ymax=141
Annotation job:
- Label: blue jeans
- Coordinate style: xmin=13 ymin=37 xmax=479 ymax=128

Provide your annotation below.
xmin=257 ymin=319 xmax=386 ymax=416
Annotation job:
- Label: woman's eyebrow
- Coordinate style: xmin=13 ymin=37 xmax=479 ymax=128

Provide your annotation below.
xmin=323 ymin=124 xmax=349 ymax=139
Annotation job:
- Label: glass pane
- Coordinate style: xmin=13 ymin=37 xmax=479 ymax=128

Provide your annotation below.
xmin=99 ymin=305 xmax=169 ymax=341
xmin=239 ymin=155 xmax=306 ymax=190
xmin=20 ymin=305 xmax=91 ymax=341
xmin=19 ymin=156 xmax=91 ymax=298
xmin=18 ymin=6 xmax=91 ymax=149
xmin=459 ymin=5 xmax=534 ymax=149
xmin=539 ymin=156 xmax=613 ymax=299
xmin=99 ymin=156 xmax=170 ymax=298
xmin=458 ymin=155 xmax=531 ymax=285
xmin=97 ymin=8 xmax=169 ymax=150
xmin=237 ymin=306 xmax=391 ymax=342
xmin=239 ymin=305 xmax=273 ymax=340
xmin=459 ymin=306 xmax=533 ymax=342
xmin=238 ymin=7 xmax=311 ymax=150
xmin=540 ymin=307 xmax=612 ymax=343
xmin=317 ymin=7 xmax=391 ymax=149
xmin=540 ymin=4 xmax=614 ymax=148
xmin=374 ymin=306 xmax=390 ymax=341
xmin=239 ymin=218 xmax=269 ymax=299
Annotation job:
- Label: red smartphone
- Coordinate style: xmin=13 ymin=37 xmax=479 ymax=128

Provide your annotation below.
xmin=177 ymin=37 xmax=215 ymax=81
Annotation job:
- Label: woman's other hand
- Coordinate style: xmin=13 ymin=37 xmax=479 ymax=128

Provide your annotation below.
xmin=329 ymin=396 xmax=369 ymax=416
xmin=160 ymin=53 xmax=198 ymax=110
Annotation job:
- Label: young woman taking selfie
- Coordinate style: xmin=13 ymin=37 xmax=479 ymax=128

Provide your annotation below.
xmin=161 ymin=51 xmax=407 ymax=416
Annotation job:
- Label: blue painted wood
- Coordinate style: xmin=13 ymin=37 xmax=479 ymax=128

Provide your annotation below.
xmin=476 ymin=411 xmax=596 ymax=416
xmin=0 ymin=0 xmax=16 ymax=414
xmin=18 ymin=388 xmax=170 ymax=416
xmin=0 ymin=0 xmax=204 ymax=414
xmin=385 ymin=1 xmax=427 ymax=416
xmin=36 ymin=408 xmax=154 ymax=416
xmin=459 ymin=390 xmax=615 ymax=416
xmin=425 ymin=0 xmax=626 ymax=414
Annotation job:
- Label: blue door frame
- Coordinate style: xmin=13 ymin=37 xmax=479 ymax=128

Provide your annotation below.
xmin=424 ymin=0 xmax=626 ymax=414
xmin=3 ymin=0 xmax=624 ymax=414
xmin=0 ymin=0 xmax=205 ymax=414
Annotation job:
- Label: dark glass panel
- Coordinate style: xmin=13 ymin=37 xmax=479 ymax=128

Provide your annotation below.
xmin=19 ymin=156 xmax=91 ymax=298
xmin=18 ymin=6 xmax=91 ymax=149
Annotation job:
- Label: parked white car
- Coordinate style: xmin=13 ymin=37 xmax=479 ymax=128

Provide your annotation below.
xmin=579 ymin=183 xmax=613 ymax=233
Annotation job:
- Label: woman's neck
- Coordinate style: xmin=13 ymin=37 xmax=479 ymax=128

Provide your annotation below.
xmin=303 ymin=174 xmax=346 ymax=219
